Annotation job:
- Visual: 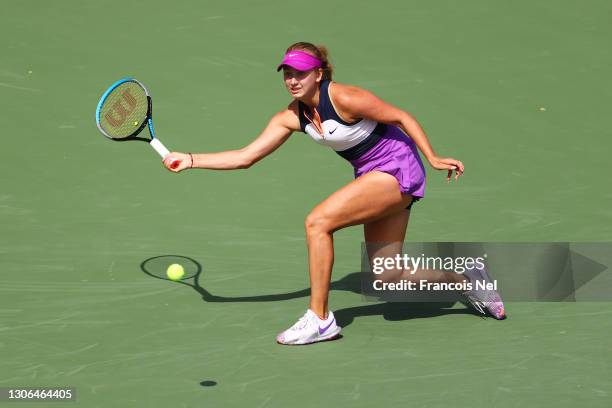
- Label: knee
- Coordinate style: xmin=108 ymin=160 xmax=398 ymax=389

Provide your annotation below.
xmin=305 ymin=211 xmax=333 ymax=237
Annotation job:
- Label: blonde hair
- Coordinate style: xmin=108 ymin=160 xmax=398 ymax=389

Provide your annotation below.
xmin=286 ymin=42 xmax=333 ymax=81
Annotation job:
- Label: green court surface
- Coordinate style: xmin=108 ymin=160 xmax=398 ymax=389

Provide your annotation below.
xmin=1 ymin=0 xmax=611 ymax=407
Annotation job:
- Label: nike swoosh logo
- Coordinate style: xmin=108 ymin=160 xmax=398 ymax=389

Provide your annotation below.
xmin=319 ymin=319 xmax=335 ymax=335
xmin=329 ymin=128 xmax=337 ymax=134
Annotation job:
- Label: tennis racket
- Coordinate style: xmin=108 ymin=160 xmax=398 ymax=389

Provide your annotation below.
xmin=95 ymin=78 xmax=178 ymax=166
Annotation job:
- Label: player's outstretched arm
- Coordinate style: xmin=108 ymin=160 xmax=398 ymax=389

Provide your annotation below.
xmin=163 ymin=106 xmax=300 ymax=172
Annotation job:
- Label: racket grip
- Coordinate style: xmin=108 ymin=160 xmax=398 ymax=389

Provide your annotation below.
xmin=150 ymin=138 xmax=170 ymax=158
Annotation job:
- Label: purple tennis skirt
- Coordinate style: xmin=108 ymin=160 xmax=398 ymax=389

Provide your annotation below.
xmin=349 ymin=125 xmax=426 ymax=198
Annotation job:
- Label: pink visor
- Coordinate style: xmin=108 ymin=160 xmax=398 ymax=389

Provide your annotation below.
xmin=276 ymin=50 xmax=322 ymax=72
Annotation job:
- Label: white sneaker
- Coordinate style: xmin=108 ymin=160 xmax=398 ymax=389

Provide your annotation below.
xmin=276 ymin=309 xmax=341 ymax=345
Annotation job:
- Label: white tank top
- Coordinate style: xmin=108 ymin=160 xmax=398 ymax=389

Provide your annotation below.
xmin=297 ymin=81 xmax=381 ymax=152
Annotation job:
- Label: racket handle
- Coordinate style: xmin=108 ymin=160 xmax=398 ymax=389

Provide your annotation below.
xmin=149 ymin=138 xmax=170 ymax=158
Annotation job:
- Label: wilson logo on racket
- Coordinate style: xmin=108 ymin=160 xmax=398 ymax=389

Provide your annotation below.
xmin=105 ymin=89 xmax=137 ymax=127
xmin=96 ymin=77 xmax=171 ymax=159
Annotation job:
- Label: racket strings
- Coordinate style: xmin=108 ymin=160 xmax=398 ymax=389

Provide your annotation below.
xmin=99 ymin=81 xmax=149 ymax=139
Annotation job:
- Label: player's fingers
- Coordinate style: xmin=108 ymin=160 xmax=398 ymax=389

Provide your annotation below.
xmin=437 ymin=162 xmax=456 ymax=170
xmin=456 ymin=160 xmax=465 ymax=173
xmin=441 ymin=157 xmax=459 ymax=166
xmin=163 ymin=155 xmax=175 ymax=167
xmin=445 ymin=159 xmax=460 ymax=169
xmin=163 ymin=157 xmax=180 ymax=172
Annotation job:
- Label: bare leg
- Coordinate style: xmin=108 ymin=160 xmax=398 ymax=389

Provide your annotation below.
xmin=305 ymin=171 xmax=412 ymax=319
xmin=363 ymin=202 xmax=468 ymax=285
xmin=364 ymin=210 xmax=506 ymax=319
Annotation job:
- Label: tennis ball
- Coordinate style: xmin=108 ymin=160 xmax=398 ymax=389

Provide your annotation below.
xmin=133 ymin=120 xmax=139 ymax=126
xmin=166 ymin=263 xmax=185 ymax=281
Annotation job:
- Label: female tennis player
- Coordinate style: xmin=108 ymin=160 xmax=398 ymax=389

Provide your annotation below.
xmin=163 ymin=42 xmax=506 ymax=345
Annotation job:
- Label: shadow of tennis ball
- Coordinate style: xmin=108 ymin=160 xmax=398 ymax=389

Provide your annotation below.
xmin=200 ymin=380 xmax=217 ymax=387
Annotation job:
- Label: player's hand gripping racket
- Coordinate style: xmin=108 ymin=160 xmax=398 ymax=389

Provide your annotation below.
xmin=95 ymin=78 xmax=179 ymax=168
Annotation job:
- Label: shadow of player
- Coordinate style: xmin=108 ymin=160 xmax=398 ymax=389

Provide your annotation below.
xmin=141 ymin=255 xmax=480 ymax=328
